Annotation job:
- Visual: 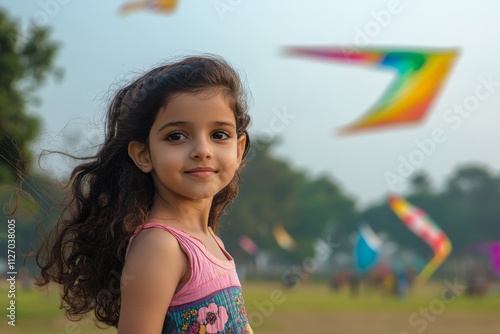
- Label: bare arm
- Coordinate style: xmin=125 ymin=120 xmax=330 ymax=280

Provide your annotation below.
xmin=117 ymin=229 xmax=187 ymax=334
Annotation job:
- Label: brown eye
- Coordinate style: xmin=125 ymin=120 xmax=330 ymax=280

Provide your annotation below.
xmin=211 ymin=131 xmax=230 ymax=140
xmin=166 ymin=132 xmax=186 ymax=141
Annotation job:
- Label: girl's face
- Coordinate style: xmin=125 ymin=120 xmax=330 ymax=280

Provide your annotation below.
xmin=139 ymin=90 xmax=246 ymax=203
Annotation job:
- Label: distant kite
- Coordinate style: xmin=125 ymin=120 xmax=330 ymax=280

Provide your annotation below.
xmin=389 ymin=195 xmax=452 ymax=284
xmin=473 ymin=241 xmax=500 ymax=276
xmin=273 ymin=224 xmax=297 ymax=251
xmin=286 ymin=47 xmax=458 ymax=134
xmin=239 ymin=235 xmax=259 ymax=255
xmin=354 ymin=224 xmax=382 ymax=272
xmin=119 ymin=0 xmax=178 ymax=15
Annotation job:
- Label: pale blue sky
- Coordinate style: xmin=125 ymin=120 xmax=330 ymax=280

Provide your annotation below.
xmin=4 ymin=0 xmax=500 ymax=206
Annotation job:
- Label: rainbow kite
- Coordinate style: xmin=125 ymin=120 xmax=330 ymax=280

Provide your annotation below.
xmin=119 ymin=0 xmax=178 ymax=15
xmin=273 ymin=224 xmax=297 ymax=251
xmin=286 ymin=47 xmax=458 ymax=134
xmin=389 ymin=195 xmax=452 ymax=284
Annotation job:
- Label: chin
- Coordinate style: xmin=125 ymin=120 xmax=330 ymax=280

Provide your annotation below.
xmin=183 ymin=190 xmax=220 ymax=201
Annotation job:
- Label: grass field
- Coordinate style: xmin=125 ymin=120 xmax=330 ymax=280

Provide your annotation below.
xmin=1 ymin=280 xmax=499 ymax=333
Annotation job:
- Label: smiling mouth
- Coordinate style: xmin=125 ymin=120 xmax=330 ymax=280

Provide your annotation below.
xmin=185 ymin=168 xmax=217 ymax=178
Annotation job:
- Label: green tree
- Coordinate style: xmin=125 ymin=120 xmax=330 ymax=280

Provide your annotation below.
xmin=0 ymin=8 xmax=61 ymax=184
xmin=222 ymin=138 xmax=358 ymax=263
xmin=222 ymin=138 xmax=305 ymax=259
xmin=441 ymin=165 xmax=500 ymax=246
xmin=410 ymin=171 xmax=433 ymax=195
xmin=294 ymin=174 xmax=357 ymax=250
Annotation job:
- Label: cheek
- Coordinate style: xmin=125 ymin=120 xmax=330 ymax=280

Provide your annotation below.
xmin=219 ymin=145 xmax=240 ymax=165
xmin=151 ymin=145 xmax=182 ymax=168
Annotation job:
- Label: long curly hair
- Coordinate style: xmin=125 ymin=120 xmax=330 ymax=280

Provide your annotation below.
xmin=35 ymin=55 xmax=251 ymax=327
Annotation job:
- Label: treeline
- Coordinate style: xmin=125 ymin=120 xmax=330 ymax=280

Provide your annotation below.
xmin=1 ymin=137 xmax=500 ymax=274
xmin=220 ymin=139 xmax=358 ymax=263
xmin=220 ymin=139 xmax=500 ymax=264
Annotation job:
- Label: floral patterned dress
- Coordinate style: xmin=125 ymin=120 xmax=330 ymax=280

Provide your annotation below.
xmin=127 ymin=223 xmax=253 ymax=334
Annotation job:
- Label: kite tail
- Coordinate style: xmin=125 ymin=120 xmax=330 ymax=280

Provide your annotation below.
xmin=416 ymin=255 xmax=444 ymax=284
xmin=119 ymin=1 xmax=147 ymax=15
xmin=416 ymin=241 xmax=452 ymax=285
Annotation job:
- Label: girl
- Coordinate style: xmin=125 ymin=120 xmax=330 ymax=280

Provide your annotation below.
xmin=36 ymin=55 xmax=254 ymax=334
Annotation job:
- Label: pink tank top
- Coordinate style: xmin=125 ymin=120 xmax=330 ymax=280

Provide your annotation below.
xmin=126 ymin=222 xmax=253 ymax=334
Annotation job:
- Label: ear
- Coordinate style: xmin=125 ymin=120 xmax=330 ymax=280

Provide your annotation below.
xmin=128 ymin=141 xmax=153 ymax=173
xmin=236 ymin=134 xmax=247 ymax=165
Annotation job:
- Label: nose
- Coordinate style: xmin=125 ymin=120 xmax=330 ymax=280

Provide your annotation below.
xmin=190 ymin=136 xmax=213 ymax=160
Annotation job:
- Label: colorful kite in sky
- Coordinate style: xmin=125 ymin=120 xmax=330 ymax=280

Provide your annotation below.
xmin=273 ymin=224 xmax=297 ymax=251
xmin=119 ymin=0 xmax=178 ymax=15
xmin=389 ymin=195 xmax=452 ymax=284
xmin=286 ymin=47 xmax=458 ymax=134
xmin=354 ymin=224 xmax=382 ymax=272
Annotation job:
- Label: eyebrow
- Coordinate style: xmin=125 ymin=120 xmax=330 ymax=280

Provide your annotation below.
xmin=157 ymin=121 xmax=236 ymax=133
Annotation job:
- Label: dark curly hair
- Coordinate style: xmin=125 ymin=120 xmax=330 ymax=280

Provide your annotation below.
xmin=35 ymin=55 xmax=251 ymax=327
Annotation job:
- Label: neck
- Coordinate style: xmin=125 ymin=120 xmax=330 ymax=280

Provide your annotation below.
xmin=147 ymin=192 xmax=213 ymax=233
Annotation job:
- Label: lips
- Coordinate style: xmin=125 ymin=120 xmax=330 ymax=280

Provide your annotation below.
xmin=185 ymin=167 xmax=217 ymax=178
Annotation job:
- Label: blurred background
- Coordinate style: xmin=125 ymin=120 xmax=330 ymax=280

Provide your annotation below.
xmin=1 ymin=1 xmax=499 ymax=333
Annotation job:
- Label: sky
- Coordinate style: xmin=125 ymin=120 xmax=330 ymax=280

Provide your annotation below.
xmin=3 ymin=0 xmax=500 ymax=207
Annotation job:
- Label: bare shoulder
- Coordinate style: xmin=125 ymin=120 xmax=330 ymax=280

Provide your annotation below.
xmin=118 ymin=228 xmax=187 ymax=334
xmin=123 ymin=227 xmax=188 ymax=289
xmin=122 ymin=228 xmax=189 ymax=288
xmin=127 ymin=227 xmax=184 ymax=261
